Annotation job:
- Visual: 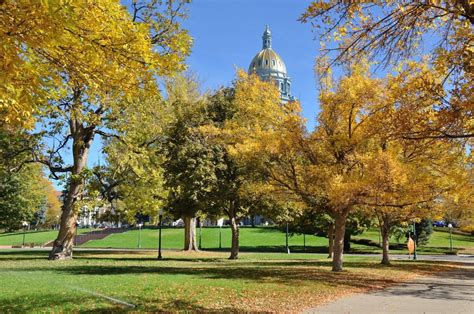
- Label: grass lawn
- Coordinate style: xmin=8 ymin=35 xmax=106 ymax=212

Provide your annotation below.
xmin=82 ymin=226 xmax=474 ymax=255
xmin=2 ymin=227 xmax=473 ymax=255
xmin=0 ymin=250 xmax=463 ymax=312
xmin=81 ymin=226 xmax=330 ymax=252
xmin=0 ymin=228 xmax=95 ymax=247
xmin=353 ymin=228 xmax=474 ymax=255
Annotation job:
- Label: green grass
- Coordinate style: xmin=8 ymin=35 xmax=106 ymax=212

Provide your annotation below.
xmin=0 ymin=249 xmax=462 ymax=312
xmin=81 ymin=226 xmax=329 ymax=252
xmin=353 ymin=228 xmax=474 ymax=254
xmin=82 ymin=226 xmax=474 ymax=255
xmin=3 ymin=226 xmax=473 ymax=255
xmin=0 ymin=228 xmax=95 ymax=246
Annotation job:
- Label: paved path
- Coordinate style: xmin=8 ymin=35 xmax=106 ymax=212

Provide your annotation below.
xmin=305 ymin=265 xmax=474 ymax=313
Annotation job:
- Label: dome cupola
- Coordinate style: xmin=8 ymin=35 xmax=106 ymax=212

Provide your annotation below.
xmin=262 ymin=25 xmax=272 ymax=49
xmin=248 ymin=26 xmax=294 ymax=102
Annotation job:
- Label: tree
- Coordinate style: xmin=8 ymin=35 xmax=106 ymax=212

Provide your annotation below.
xmin=201 ymin=72 xmax=290 ymax=259
xmin=0 ymin=164 xmax=47 ymax=231
xmin=162 ymin=75 xmax=212 ymax=251
xmin=3 ymin=0 xmax=192 ymax=260
xmin=244 ymin=60 xmax=468 ymax=270
xmin=43 ymin=180 xmax=61 ymax=228
xmin=436 ymin=156 xmax=473 ymax=233
xmin=362 ymin=144 xmax=442 ymax=264
xmin=96 ymin=89 xmax=172 ymax=226
xmin=310 ymin=63 xmax=386 ymax=271
xmin=1 ymin=0 xmax=191 ymax=130
xmin=300 ymin=0 xmax=473 ymax=139
xmin=414 ymin=219 xmax=434 ymax=246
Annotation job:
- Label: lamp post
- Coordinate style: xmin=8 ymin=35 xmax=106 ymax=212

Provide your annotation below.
xmin=413 ymin=221 xmax=417 ymax=260
xmin=448 ymin=223 xmax=453 ymax=252
xmin=217 ymin=218 xmax=223 ymax=250
xmin=74 ymin=222 xmax=79 ymax=246
xmin=137 ymin=223 xmax=143 ymax=249
xmin=157 ymin=209 xmax=163 ymax=260
xmin=199 ymin=218 xmax=202 ymax=250
xmin=303 ymin=233 xmax=306 ymax=252
xmin=21 ymin=221 xmax=28 ymax=247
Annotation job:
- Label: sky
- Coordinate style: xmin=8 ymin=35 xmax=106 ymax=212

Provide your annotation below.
xmin=52 ymin=0 xmax=320 ymax=189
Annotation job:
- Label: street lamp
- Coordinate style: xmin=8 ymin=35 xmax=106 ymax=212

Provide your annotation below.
xmin=199 ymin=218 xmax=202 ymax=250
xmin=413 ymin=221 xmax=417 ymax=260
xmin=137 ymin=222 xmax=143 ymax=248
xmin=21 ymin=221 xmax=28 ymax=247
xmin=303 ymin=233 xmax=306 ymax=252
xmin=74 ymin=222 xmax=79 ymax=246
xmin=448 ymin=223 xmax=453 ymax=252
xmin=217 ymin=218 xmax=223 ymax=250
xmin=157 ymin=209 xmax=164 ymax=260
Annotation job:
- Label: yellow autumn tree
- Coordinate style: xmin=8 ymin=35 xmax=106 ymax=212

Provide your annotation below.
xmin=361 ymin=139 xmax=466 ymax=264
xmin=1 ymin=0 xmax=191 ymax=259
xmin=43 ymin=178 xmax=62 ymax=228
xmin=0 ymin=0 xmax=191 ymax=130
xmin=245 ymin=60 xmax=470 ymax=271
xmin=300 ymin=0 xmax=473 ymax=140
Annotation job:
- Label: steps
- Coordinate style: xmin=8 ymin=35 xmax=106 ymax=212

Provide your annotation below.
xmin=44 ymin=228 xmax=128 ymax=247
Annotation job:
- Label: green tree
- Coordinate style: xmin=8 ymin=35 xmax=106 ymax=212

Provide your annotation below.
xmin=162 ymin=75 xmax=212 ymax=251
xmin=205 ymin=88 xmax=254 ymax=259
xmin=0 ymin=164 xmax=47 ymax=231
xmin=414 ymin=219 xmax=434 ymax=246
xmin=200 ymin=72 xmax=292 ymax=259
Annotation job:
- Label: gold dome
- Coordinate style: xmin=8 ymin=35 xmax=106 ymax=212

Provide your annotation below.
xmin=248 ymin=48 xmax=287 ymax=76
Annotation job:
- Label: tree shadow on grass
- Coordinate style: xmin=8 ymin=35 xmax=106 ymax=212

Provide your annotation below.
xmin=155 ymin=299 xmax=243 ymax=313
xmin=0 ymin=293 xmax=247 ymax=313
xmin=0 ymin=250 xmax=49 ymax=260
xmin=11 ymin=262 xmax=417 ymax=290
xmin=0 ymin=293 xmax=126 ymax=313
xmin=371 ymin=268 xmax=474 ymax=302
xmin=237 ymin=245 xmax=329 ymax=253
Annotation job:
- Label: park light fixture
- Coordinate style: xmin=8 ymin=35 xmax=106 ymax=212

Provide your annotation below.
xmin=217 ymin=218 xmax=224 ymax=250
xmin=199 ymin=217 xmax=202 ymax=250
xmin=448 ymin=223 xmax=453 ymax=252
xmin=412 ymin=221 xmax=417 ymax=260
xmin=137 ymin=222 xmax=143 ymax=249
xmin=21 ymin=221 xmax=29 ymax=247
xmin=157 ymin=209 xmax=164 ymax=260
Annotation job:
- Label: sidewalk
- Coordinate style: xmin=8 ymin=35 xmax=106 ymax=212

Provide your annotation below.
xmin=304 ymin=266 xmax=474 ymax=313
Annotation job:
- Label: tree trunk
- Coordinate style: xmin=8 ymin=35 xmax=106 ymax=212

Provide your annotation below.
xmin=229 ymin=208 xmax=239 ymax=260
xmin=332 ymin=213 xmax=347 ymax=272
xmin=49 ymin=120 xmax=94 ymax=260
xmin=183 ymin=215 xmax=198 ymax=251
xmin=48 ymin=180 xmax=80 ymax=260
xmin=327 ymin=223 xmax=334 ymax=258
xmin=381 ymin=225 xmax=391 ymax=265
xmin=343 ymin=229 xmax=351 ymax=253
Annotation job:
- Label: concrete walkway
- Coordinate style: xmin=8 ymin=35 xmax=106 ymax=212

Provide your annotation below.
xmin=305 ymin=265 xmax=474 ymax=313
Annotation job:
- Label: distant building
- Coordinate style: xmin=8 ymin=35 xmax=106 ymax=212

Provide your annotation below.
xmin=248 ymin=26 xmax=294 ymax=102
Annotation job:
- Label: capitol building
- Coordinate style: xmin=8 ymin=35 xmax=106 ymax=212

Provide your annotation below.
xmin=248 ymin=26 xmax=294 ymax=102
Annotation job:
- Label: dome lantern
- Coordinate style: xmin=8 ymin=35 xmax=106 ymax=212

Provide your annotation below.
xmin=262 ymin=25 xmax=272 ymax=49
